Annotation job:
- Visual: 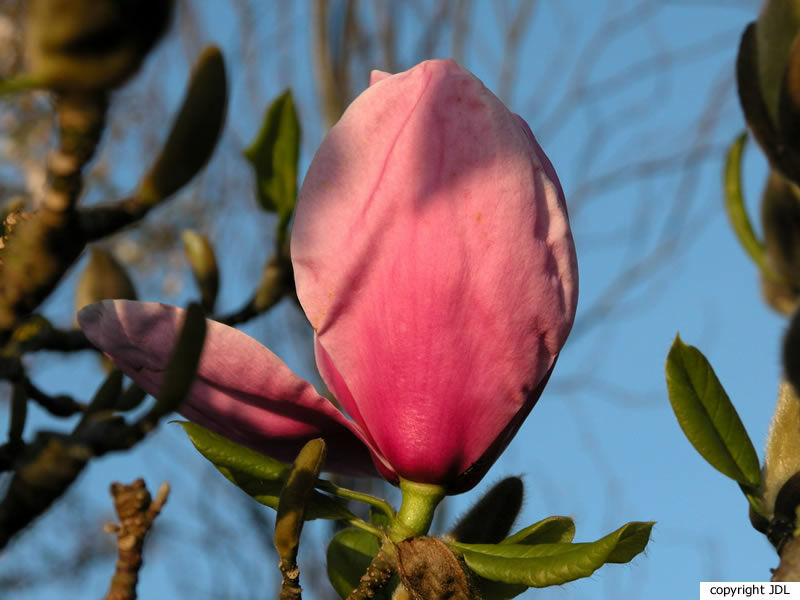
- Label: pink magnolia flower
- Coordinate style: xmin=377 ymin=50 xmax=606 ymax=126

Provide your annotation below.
xmin=79 ymin=59 xmax=578 ymax=494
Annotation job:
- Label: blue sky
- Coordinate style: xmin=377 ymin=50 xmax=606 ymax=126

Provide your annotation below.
xmin=0 ymin=1 xmax=784 ymax=598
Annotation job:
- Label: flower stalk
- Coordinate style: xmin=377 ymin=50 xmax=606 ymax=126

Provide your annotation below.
xmin=390 ymin=479 xmax=446 ymax=541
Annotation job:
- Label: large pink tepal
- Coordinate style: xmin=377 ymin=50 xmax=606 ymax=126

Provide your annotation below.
xmin=80 ymin=59 xmax=578 ymax=494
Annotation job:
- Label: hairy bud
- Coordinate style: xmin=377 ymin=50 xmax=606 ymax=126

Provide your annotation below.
xmin=395 ymin=537 xmax=479 ymax=600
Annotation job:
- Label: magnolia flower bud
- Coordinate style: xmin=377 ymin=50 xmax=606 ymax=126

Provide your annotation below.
xmin=181 ymin=230 xmax=219 ymax=313
xmin=136 ymin=46 xmax=227 ymax=206
xmin=74 ymin=247 xmax=136 ymax=319
xmin=25 ymin=0 xmax=173 ymax=91
xmin=761 ymin=169 xmax=800 ymax=313
xmin=447 ymin=477 xmax=523 ymax=544
xmin=395 ymin=537 xmax=476 ymax=600
xmin=763 ymin=380 xmax=800 ymax=516
xmin=737 ymin=2 xmax=800 ymax=182
xmin=757 ymin=0 xmax=800 ymax=124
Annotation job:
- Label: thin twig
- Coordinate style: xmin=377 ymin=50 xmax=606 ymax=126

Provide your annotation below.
xmin=103 ymin=479 xmax=170 ymax=600
xmin=25 ymin=377 xmax=85 ymax=417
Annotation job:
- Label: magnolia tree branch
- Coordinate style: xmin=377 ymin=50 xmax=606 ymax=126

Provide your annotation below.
xmin=103 ymin=479 xmax=170 ymax=600
xmin=773 ymin=536 xmax=800 ymax=581
xmin=312 ymin=0 xmax=345 ymax=128
xmin=0 ymin=92 xmax=106 ymax=339
xmin=346 ymin=540 xmax=396 ymax=600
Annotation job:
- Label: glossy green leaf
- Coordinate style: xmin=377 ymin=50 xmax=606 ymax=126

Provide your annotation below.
xmin=177 ymin=421 xmax=352 ymax=520
xmin=501 ymin=516 xmax=575 ymax=545
xmin=178 ymin=421 xmax=288 ymax=478
xmin=244 ymin=90 xmax=300 ymax=220
xmin=601 ymin=521 xmax=653 ymax=563
xmin=666 ymin=335 xmax=761 ymax=488
xmin=326 ymin=528 xmax=391 ymax=600
xmin=476 ymin=578 xmax=528 ymax=600
xmin=476 ymin=516 xmax=578 ymax=599
xmin=448 ymin=521 xmax=653 ymax=588
xmin=215 ymin=465 xmax=282 ymax=507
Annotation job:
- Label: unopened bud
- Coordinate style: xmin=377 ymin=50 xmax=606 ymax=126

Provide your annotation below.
xmin=25 ymin=0 xmax=173 ymax=91
xmin=762 ymin=380 xmax=800 ymax=516
xmin=395 ymin=537 xmax=478 ymax=600
xmin=253 ymin=256 xmax=289 ymax=312
xmin=757 ymin=0 xmax=800 ymax=124
xmin=447 ymin=477 xmax=523 ymax=544
xmin=761 ymin=169 xmax=800 ymax=313
xmin=74 ymin=247 xmax=136 ymax=320
xmin=181 ymin=230 xmax=219 ymax=313
xmin=274 ymin=438 xmax=327 ymax=567
xmin=137 ymin=46 xmax=227 ymax=206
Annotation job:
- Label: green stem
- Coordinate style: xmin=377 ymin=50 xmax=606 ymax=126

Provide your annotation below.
xmin=741 ymin=482 xmax=768 ymax=519
xmin=317 ymin=480 xmax=395 ymax=521
xmin=346 ymin=517 xmax=384 ymax=538
xmin=389 ymin=479 xmax=445 ymax=541
xmin=724 ymin=132 xmax=783 ymax=284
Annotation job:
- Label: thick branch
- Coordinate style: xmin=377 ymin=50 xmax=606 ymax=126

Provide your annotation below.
xmin=773 ymin=536 xmax=800 ymax=581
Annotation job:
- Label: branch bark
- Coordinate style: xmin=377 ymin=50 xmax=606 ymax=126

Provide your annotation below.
xmin=103 ymin=479 xmax=170 ymax=600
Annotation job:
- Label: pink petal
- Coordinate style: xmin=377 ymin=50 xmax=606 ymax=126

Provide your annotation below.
xmin=78 ymin=300 xmax=389 ymax=478
xmin=292 ymin=59 xmax=577 ymax=491
xmin=369 ymin=69 xmax=391 ymax=86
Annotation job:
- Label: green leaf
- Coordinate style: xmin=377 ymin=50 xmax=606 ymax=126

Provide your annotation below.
xmin=215 ymin=465 xmax=282 ymax=508
xmin=501 ymin=516 xmax=575 ymax=545
xmin=177 ymin=421 xmax=352 ymax=520
xmin=326 ymin=528 xmax=391 ymax=600
xmin=244 ymin=90 xmax=300 ymax=220
xmin=665 ymin=335 xmax=761 ymax=488
xmin=602 ymin=521 xmax=653 ymax=563
xmin=476 ymin=516 xmax=577 ymax=599
xmin=476 ymin=578 xmax=528 ymax=600
xmin=448 ymin=521 xmax=653 ymax=588
xmin=178 ymin=421 xmax=288 ymax=479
